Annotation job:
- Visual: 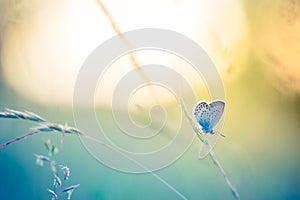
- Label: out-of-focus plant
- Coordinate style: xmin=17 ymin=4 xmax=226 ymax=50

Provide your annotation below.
xmin=0 ymin=107 xmax=240 ymax=199
xmin=0 ymin=109 xmax=80 ymax=199
xmin=0 ymin=109 xmax=82 ymax=149
xmin=35 ymin=139 xmax=80 ymax=200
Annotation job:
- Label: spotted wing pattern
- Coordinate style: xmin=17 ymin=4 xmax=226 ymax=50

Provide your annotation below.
xmin=193 ymin=100 xmax=226 ymax=159
xmin=193 ymin=101 xmax=211 ymax=132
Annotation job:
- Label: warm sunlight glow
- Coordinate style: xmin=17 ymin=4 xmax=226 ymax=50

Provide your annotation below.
xmin=1 ymin=0 xmax=247 ymax=106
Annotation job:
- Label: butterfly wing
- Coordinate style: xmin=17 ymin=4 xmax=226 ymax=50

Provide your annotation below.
xmin=208 ymin=100 xmax=225 ymax=130
xmin=193 ymin=100 xmax=225 ymax=159
xmin=193 ymin=101 xmax=211 ymax=132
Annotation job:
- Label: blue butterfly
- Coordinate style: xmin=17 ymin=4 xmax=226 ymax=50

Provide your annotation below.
xmin=193 ymin=100 xmax=225 ymax=134
xmin=193 ymin=100 xmax=225 ymax=158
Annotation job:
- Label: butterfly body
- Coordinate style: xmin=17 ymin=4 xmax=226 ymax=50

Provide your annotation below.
xmin=193 ymin=100 xmax=225 ymax=134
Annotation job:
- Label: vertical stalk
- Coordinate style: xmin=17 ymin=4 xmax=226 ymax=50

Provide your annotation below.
xmin=180 ymin=99 xmax=240 ymax=200
xmin=95 ymin=0 xmax=159 ymax=103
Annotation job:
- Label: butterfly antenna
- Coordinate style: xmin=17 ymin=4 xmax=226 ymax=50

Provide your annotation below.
xmin=216 ymin=130 xmax=226 ymax=138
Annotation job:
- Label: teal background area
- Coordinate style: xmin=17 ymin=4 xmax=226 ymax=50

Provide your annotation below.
xmin=1 ymin=63 xmax=300 ymax=200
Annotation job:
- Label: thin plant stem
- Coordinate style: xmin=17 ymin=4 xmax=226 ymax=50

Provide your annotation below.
xmin=208 ymin=151 xmax=240 ymax=200
xmin=0 ymin=130 xmax=40 ymax=148
xmin=60 ymin=131 xmax=65 ymax=151
xmin=80 ymin=134 xmax=188 ymax=200
xmin=0 ymin=109 xmax=187 ymax=200
xmin=0 ymin=109 xmax=82 ymax=148
xmin=95 ymin=0 xmax=139 ymax=68
xmin=1 ymin=106 xmax=239 ymax=199
xmin=95 ymin=0 xmax=159 ymax=104
xmin=180 ymin=99 xmax=240 ymax=200
xmin=0 ymin=108 xmax=187 ymax=200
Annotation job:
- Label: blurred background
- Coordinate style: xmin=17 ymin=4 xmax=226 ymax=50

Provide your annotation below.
xmin=0 ymin=0 xmax=300 ymax=199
